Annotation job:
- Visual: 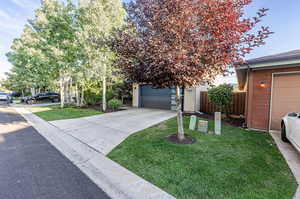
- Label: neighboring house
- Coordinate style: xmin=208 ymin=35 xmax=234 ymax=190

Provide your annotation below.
xmin=132 ymin=83 xmax=209 ymax=112
xmin=236 ymin=50 xmax=300 ymax=132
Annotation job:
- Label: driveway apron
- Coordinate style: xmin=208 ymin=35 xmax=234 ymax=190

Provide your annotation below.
xmin=50 ymin=108 xmax=176 ymax=155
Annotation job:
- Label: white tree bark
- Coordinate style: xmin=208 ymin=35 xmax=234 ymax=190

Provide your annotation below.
xmin=75 ymin=83 xmax=80 ymax=107
xmin=31 ymin=88 xmax=36 ymax=96
xmin=64 ymin=80 xmax=68 ymax=104
xmin=102 ymin=63 xmax=107 ymax=112
xmin=176 ymin=86 xmax=185 ymax=141
xmin=80 ymin=87 xmax=84 ymax=107
xmin=102 ymin=77 xmax=107 ymax=112
xmin=60 ymin=71 xmax=65 ymax=109
xmin=68 ymin=78 xmax=72 ymax=103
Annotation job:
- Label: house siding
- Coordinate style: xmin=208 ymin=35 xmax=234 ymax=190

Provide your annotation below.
xmin=246 ymin=66 xmax=300 ymax=131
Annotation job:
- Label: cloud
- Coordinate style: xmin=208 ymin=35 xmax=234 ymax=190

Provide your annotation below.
xmin=0 ymin=7 xmax=24 ymax=32
xmin=0 ymin=10 xmax=11 ymax=20
xmin=0 ymin=21 xmax=23 ymax=31
xmin=0 ymin=10 xmax=23 ymax=32
xmin=11 ymin=0 xmax=40 ymax=9
xmin=0 ymin=58 xmax=12 ymax=78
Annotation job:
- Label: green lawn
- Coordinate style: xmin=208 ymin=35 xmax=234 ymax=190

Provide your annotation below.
xmin=12 ymin=99 xmax=21 ymax=104
xmin=108 ymin=116 xmax=297 ymax=199
xmin=28 ymin=105 xmax=103 ymax=121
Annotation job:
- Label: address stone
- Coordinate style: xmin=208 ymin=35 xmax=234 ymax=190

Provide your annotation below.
xmin=198 ymin=120 xmax=208 ymax=133
xmin=215 ymin=112 xmax=221 ymax=135
xmin=189 ymin=115 xmax=197 ymax=130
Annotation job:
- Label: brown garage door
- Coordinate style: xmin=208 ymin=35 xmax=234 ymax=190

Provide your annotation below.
xmin=270 ymin=73 xmax=300 ymax=130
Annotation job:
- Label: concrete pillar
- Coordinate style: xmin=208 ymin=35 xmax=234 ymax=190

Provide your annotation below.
xmin=184 ymin=87 xmax=200 ymax=112
xmin=132 ymin=83 xmax=140 ymax=107
xmin=184 ymin=86 xmax=208 ymax=112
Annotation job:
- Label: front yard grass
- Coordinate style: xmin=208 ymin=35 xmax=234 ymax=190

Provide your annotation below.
xmin=28 ymin=105 xmax=103 ymax=121
xmin=108 ymin=116 xmax=297 ymax=199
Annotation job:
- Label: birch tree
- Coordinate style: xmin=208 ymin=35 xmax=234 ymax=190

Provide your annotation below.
xmin=6 ymin=25 xmax=51 ymax=95
xmin=78 ymin=0 xmax=125 ymax=111
xmin=32 ymin=0 xmax=79 ymax=108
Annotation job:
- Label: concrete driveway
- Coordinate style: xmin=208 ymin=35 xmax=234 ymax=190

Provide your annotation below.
xmin=50 ymin=108 xmax=176 ymax=155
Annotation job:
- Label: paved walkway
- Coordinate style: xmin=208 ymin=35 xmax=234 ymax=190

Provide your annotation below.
xmin=0 ymin=107 xmax=109 ymax=199
xmin=270 ymin=131 xmax=300 ymax=199
xmin=50 ymin=108 xmax=176 ymax=155
xmin=16 ymin=107 xmax=176 ymax=199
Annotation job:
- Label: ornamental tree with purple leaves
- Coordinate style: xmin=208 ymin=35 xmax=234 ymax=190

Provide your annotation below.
xmin=111 ymin=0 xmax=272 ymax=142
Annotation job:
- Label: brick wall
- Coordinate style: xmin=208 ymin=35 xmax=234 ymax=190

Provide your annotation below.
xmin=247 ymin=66 xmax=300 ymax=131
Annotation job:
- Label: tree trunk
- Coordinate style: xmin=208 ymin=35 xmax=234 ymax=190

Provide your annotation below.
xmin=60 ymin=72 xmax=65 ymax=109
xmin=30 ymin=88 xmax=35 ymax=96
xmin=68 ymin=78 xmax=72 ymax=103
xmin=80 ymin=87 xmax=84 ymax=107
xmin=102 ymin=63 xmax=107 ymax=112
xmin=102 ymin=77 xmax=106 ymax=112
xmin=21 ymin=90 xmax=24 ymax=98
xmin=75 ymin=84 xmax=80 ymax=107
xmin=176 ymin=86 xmax=185 ymax=141
xmin=64 ymin=80 xmax=68 ymax=104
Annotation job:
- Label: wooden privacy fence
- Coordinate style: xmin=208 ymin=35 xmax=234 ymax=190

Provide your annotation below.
xmin=200 ymin=92 xmax=246 ymax=116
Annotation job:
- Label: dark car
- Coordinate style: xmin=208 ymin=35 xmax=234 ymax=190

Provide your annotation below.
xmin=26 ymin=92 xmax=60 ymax=104
xmin=0 ymin=92 xmax=10 ymax=104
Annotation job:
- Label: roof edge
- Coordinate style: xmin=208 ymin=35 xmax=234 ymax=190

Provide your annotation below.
xmin=236 ymin=58 xmax=300 ymax=70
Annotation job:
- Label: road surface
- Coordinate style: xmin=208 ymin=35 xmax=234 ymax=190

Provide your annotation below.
xmin=0 ymin=106 xmax=110 ymax=199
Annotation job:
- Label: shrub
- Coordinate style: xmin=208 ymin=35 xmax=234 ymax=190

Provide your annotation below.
xmin=83 ymin=88 xmax=121 ymax=106
xmin=106 ymin=89 xmax=117 ymax=101
xmin=208 ymin=84 xmax=233 ymax=117
xmin=108 ymin=99 xmax=122 ymax=111
xmin=84 ymin=89 xmax=101 ymax=105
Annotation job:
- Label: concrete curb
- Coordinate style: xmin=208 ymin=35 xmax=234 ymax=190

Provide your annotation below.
xmin=15 ymin=107 xmax=176 ymax=199
xmin=270 ymin=131 xmax=300 ymax=199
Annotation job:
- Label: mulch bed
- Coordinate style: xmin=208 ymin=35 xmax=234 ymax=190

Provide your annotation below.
xmin=166 ymin=133 xmax=196 ymax=145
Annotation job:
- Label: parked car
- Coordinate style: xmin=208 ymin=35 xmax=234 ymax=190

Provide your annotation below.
xmin=21 ymin=96 xmax=30 ymax=103
xmin=0 ymin=92 xmax=10 ymax=104
xmin=25 ymin=92 xmax=60 ymax=104
xmin=281 ymin=112 xmax=300 ymax=151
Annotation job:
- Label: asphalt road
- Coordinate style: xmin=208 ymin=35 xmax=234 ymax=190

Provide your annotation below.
xmin=0 ymin=106 xmax=110 ymax=199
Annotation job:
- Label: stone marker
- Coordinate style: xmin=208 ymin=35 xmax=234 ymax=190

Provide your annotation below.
xmin=214 ymin=112 xmax=221 ymax=135
xmin=198 ymin=120 xmax=208 ymax=133
xmin=189 ymin=115 xmax=197 ymax=130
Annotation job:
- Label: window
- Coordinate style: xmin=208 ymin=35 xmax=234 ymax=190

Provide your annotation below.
xmin=288 ymin=112 xmax=298 ymax=117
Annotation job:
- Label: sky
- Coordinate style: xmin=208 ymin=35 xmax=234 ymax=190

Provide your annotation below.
xmin=0 ymin=0 xmax=300 ymax=84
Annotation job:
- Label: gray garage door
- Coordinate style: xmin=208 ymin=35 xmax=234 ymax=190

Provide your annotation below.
xmin=140 ymin=85 xmax=172 ymax=110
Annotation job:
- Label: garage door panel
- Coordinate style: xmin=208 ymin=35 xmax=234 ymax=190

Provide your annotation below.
xmin=140 ymin=85 xmax=171 ymax=110
xmin=271 ymin=73 xmax=300 ymax=130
